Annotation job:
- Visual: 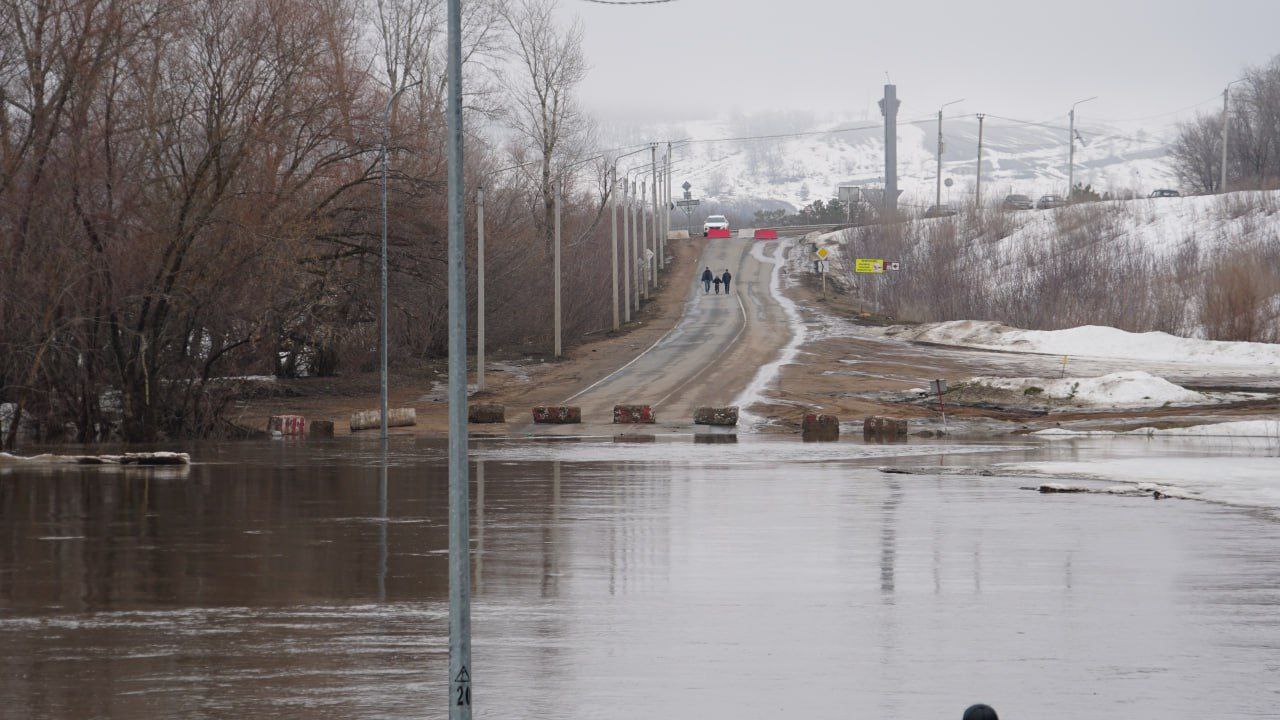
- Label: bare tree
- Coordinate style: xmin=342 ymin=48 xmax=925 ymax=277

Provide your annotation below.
xmin=500 ymin=0 xmax=588 ymax=255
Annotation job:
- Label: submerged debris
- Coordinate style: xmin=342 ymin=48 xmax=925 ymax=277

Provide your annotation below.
xmin=0 ymin=451 xmax=191 ymax=466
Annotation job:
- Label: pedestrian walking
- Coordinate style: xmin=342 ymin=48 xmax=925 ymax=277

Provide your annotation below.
xmin=712 ymin=275 xmax=722 ymax=294
xmin=721 ymin=269 xmax=732 ymax=293
xmin=700 ymin=266 xmax=713 ymax=294
xmin=963 ymin=704 xmax=998 ymax=720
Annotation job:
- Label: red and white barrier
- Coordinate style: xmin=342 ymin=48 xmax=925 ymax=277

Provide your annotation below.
xmin=268 ymin=415 xmax=307 ymax=435
xmin=706 ymin=228 xmax=731 ymax=239
xmin=753 ymin=228 xmax=779 ymax=240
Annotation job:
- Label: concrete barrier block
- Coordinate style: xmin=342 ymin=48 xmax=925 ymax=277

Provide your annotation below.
xmin=706 ymin=228 xmax=731 ymax=239
xmin=753 ymin=228 xmax=779 ymax=240
xmin=268 ymin=414 xmax=307 ymax=435
xmin=613 ymin=404 xmax=656 ymax=424
xmin=308 ymin=420 xmax=335 ymax=438
xmin=694 ymin=406 xmax=739 ymax=426
xmin=350 ymin=407 xmax=416 ymax=432
xmin=532 ymin=406 xmax=582 ymax=424
xmin=863 ymin=415 xmax=907 ymax=438
xmin=801 ymin=412 xmax=840 ymax=441
xmin=469 ymin=403 xmax=506 ymax=424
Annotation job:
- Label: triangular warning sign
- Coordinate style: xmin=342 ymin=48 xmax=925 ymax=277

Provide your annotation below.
xmin=454 ymin=666 xmax=471 ymax=684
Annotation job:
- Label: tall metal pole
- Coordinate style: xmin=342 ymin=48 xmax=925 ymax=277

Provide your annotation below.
xmin=1068 ymin=97 xmax=1097 ymax=200
xmin=476 ymin=187 xmax=485 ymax=391
xmin=553 ymin=183 xmax=562 ymax=357
xmin=639 ymin=179 xmax=648 ymax=300
xmin=631 ymin=188 xmax=640 ymax=308
xmin=379 ymin=79 xmax=423 ymax=439
xmin=1067 ymin=107 xmax=1075 ymax=199
xmin=935 ymin=109 xmax=943 ymax=209
xmin=610 ymin=167 xmax=619 ymax=331
xmin=1221 ymin=87 xmax=1230 ymax=193
xmin=664 ymin=143 xmax=672 ymax=267
xmin=380 ymin=115 xmax=390 ymax=440
xmin=445 ymin=0 xmax=472 ymax=714
xmin=650 ymin=145 xmax=658 ymax=282
xmin=975 ymin=114 xmax=985 ymax=208
xmin=623 ymin=178 xmax=632 ymax=322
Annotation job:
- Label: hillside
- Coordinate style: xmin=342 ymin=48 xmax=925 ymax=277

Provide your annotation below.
xmin=649 ymin=113 xmax=1175 ymax=212
xmin=811 ymin=190 xmax=1280 ymax=342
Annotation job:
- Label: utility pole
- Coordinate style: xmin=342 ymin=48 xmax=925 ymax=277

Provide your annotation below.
xmin=379 ymin=79 xmax=422 ymax=440
xmin=445 ymin=0 xmax=471 ymax=714
xmin=639 ymin=179 xmax=648 ymax=300
xmin=632 ymin=187 xmax=641 ymax=307
xmin=475 ymin=187 xmax=485 ymax=390
xmin=665 ymin=141 xmax=673 ymax=268
xmin=1220 ymin=81 xmax=1243 ymax=193
xmin=610 ymin=167 xmax=619 ymax=331
xmin=975 ymin=114 xmax=985 ymax=208
xmin=935 ymin=99 xmax=964 ymax=209
xmin=650 ymin=144 xmax=658 ymax=283
xmin=623 ymin=177 xmax=632 ymax=322
xmin=878 ymin=84 xmax=900 ymax=216
xmin=1221 ymin=87 xmax=1230 ymax=193
xmin=1068 ymin=96 xmax=1097 ymax=200
xmin=553 ymin=183 xmax=562 ymax=357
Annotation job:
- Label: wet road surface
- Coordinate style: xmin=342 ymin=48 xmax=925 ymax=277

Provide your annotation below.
xmin=2 ymin=438 xmax=1279 ymax=718
xmin=557 ymin=236 xmax=791 ymax=428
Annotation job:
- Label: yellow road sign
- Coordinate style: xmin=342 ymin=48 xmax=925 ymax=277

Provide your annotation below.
xmin=816 ymin=247 xmax=830 ymax=259
xmin=854 ymin=258 xmax=884 ymax=274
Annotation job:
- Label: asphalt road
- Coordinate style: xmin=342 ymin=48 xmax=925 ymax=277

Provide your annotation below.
xmin=559 ymin=235 xmax=793 ymax=427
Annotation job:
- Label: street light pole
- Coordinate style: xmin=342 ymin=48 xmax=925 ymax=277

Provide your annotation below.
xmin=623 ymin=177 xmax=632 ymax=322
xmin=379 ymin=78 xmax=422 ymax=440
xmin=975 ymin=113 xmax=985 ymax=208
xmin=553 ymin=182 xmax=562 ymax=357
xmin=444 ymin=0 xmax=471 ymax=714
xmin=1068 ymin=96 xmax=1097 ymax=200
xmin=610 ymin=167 xmax=619 ymax=331
xmin=476 ymin=186 xmax=485 ymax=390
xmin=1221 ymin=80 xmax=1245 ymax=194
xmin=935 ymin=99 xmax=964 ymax=210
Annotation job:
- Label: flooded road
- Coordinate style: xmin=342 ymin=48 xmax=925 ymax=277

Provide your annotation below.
xmin=2 ymin=438 xmax=1278 ymax=718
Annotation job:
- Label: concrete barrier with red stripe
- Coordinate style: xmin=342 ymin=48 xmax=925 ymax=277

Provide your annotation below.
xmin=801 ymin=412 xmax=840 ymax=441
xmin=753 ymin=228 xmax=779 ymax=240
xmin=268 ymin=414 xmax=307 ymax=435
xmin=613 ymin=404 xmax=656 ymax=424
xmin=532 ymin=406 xmax=582 ymax=424
xmin=706 ymin=228 xmax=731 ymax=239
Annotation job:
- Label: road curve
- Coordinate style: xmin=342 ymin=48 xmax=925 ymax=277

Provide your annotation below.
xmin=558 ymin=235 xmax=794 ymax=428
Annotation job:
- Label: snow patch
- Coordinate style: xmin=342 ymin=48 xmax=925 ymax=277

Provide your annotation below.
xmin=1034 ymin=419 xmax=1280 ymax=439
xmin=1006 ymin=457 xmax=1280 ymax=511
xmin=968 ymin=371 xmax=1210 ymax=406
xmin=895 ymin=320 xmax=1280 ymax=367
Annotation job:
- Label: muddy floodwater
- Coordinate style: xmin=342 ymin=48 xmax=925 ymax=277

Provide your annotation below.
xmin=2 ymin=437 xmax=1278 ymax=719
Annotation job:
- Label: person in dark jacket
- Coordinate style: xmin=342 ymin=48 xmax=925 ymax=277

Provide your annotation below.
xmin=721 ymin=269 xmax=732 ymax=293
xmin=712 ymin=275 xmax=722 ymax=294
xmin=962 ymin=704 xmax=998 ymax=720
xmin=700 ymin=267 xmax=713 ymax=293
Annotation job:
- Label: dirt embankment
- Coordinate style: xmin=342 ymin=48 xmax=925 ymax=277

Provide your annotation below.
xmin=235 ymin=237 xmax=707 ymax=435
xmin=758 ymin=266 xmax=1280 ymax=433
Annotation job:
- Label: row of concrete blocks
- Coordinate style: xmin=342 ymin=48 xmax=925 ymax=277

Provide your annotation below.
xmin=269 ymin=408 xmax=418 ymax=437
xmin=800 ymin=413 xmax=909 ymax=440
xmin=470 ymin=404 xmax=740 ymax=427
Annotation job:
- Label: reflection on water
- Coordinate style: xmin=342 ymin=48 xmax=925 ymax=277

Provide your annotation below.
xmin=1 ymin=437 xmax=1279 ymax=718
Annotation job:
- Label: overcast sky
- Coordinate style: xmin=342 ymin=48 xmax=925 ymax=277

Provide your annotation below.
xmin=569 ymin=0 xmax=1280 ymax=129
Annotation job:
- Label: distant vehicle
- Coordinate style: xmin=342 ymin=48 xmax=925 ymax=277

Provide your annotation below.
xmin=1036 ymin=194 xmax=1067 ymax=209
xmin=923 ymin=204 xmax=958 ymax=218
xmin=703 ymin=215 xmax=729 ymax=236
xmin=1002 ymin=194 xmax=1033 ymax=210
xmin=1149 ymin=188 xmax=1181 ymax=198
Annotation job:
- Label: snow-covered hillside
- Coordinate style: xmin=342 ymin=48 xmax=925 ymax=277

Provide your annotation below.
xmin=643 ymin=113 xmax=1174 ymax=210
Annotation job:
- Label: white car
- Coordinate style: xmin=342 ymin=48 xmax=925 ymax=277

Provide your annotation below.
xmin=703 ymin=215 xmax=729 ymax=236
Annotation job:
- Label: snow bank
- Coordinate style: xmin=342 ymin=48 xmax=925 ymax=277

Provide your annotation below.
xmin=1005 ymin=457 xmax=1280 ymax=510
xmin=1034 ymin=419 xmax=1280 ymax=439
xmin=897 ymin=319 xmax=1280 ymax=366
xmin=969 ymin=371 xmax=1208 ymax=406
